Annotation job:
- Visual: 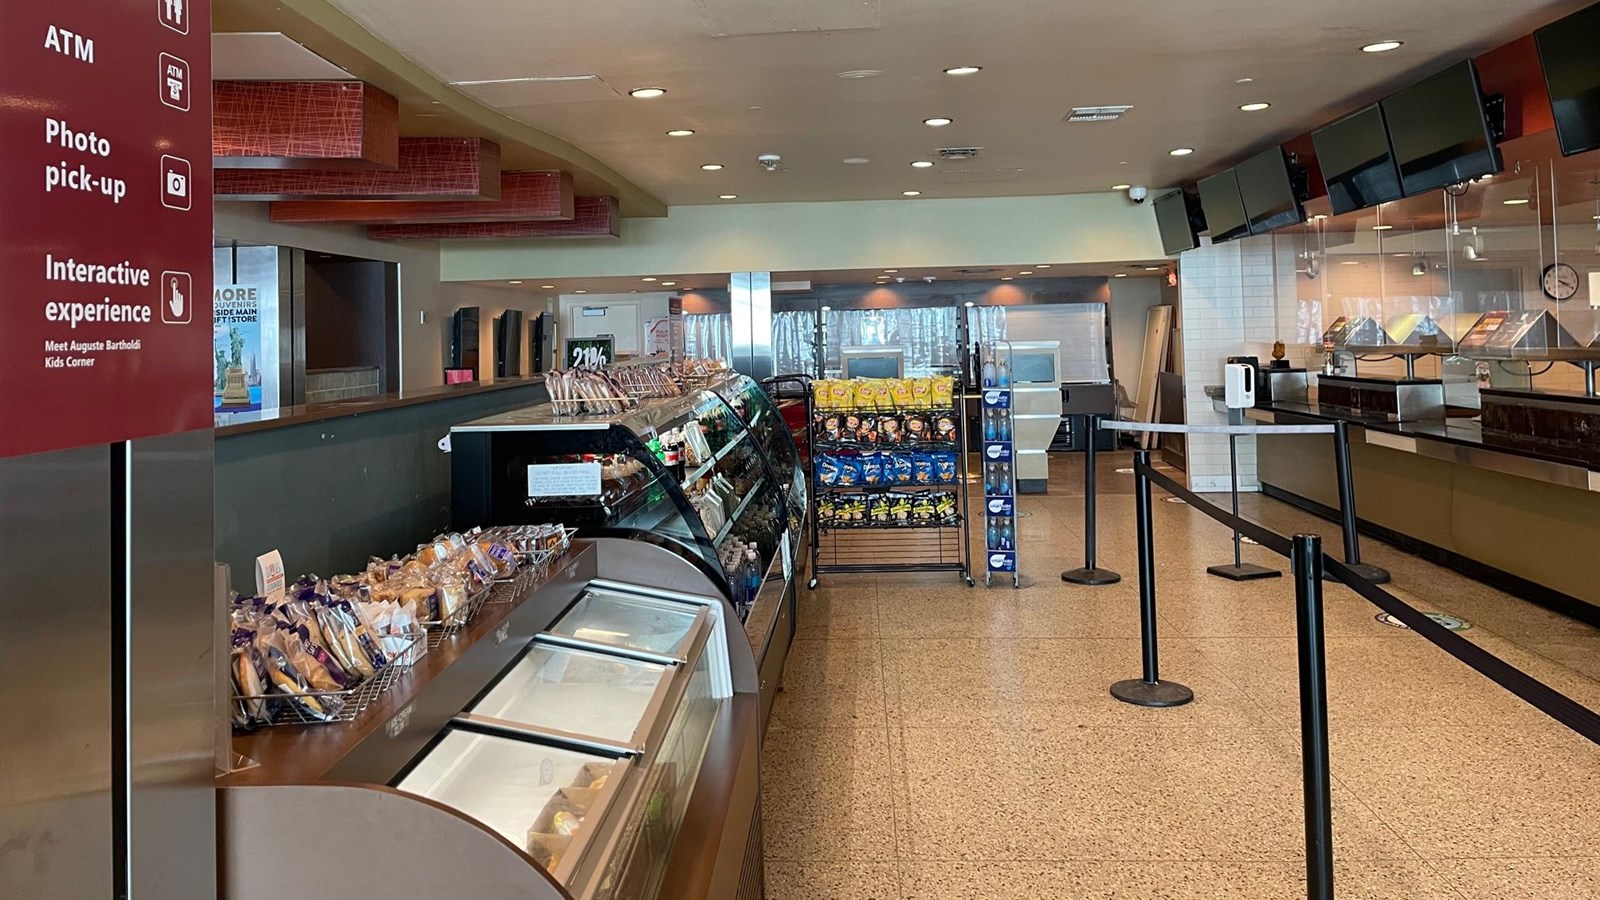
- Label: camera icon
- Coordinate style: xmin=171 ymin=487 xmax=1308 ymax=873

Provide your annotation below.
xmin=160 ymin=155 xmax=191 ymax=210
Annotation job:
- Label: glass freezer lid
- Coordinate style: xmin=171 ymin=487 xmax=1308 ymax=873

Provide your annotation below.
xmin=548 ymin=588 xmax=704 ymax=659
xmin=468 ymin=642 xmax=673 ymax=746
xmin=394 ymin=728 xmax=625 ymax=878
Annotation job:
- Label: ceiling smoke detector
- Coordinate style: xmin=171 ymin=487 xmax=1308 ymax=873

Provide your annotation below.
xmin=758 ymin=153 xmax=782 ymax=171
xmin=936 ymin=146 xmax=983 ymax=160
xmin=1064 ymin=105 xmax=1133 ymax=123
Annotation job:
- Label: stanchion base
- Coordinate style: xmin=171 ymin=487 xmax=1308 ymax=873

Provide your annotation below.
xmin=1110 ymin=678 xmax=1194 ymax=708
xmin=1207 ymin=563 xmax=1282 ymax=581
xmin=1322 ymin=562 xmax=1391 ymax=585
xmin=1061 ymin=567 xmax=1122 ymax=586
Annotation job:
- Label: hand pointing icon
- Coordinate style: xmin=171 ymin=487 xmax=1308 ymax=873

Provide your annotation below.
xmin=161 ymin=271 xmax=192 ymax=324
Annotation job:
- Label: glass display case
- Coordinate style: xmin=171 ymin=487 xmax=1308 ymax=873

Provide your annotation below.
xmin=451 ymin=378 xmax=799 ymax=621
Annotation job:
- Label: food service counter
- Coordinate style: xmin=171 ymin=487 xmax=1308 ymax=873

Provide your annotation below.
xmin=1249 ymin=400 xmax=1600 ymax=623
xmin=221 ymin=537 xmax=764 ymax=900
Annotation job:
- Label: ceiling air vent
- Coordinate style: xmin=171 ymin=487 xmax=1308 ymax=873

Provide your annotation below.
xmin=935 ymin=146 xmax=983 ymax=160
xmin=1064 ymin=105 xmax=1133 ymax=122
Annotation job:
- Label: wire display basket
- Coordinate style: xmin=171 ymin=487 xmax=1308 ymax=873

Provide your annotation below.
xmin=232 ymin=629 xmax=423 ymax=727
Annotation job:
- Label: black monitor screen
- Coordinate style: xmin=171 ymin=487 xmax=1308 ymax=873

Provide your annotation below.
xmin=1536 ymin=2 xmax=1600 ymax=157
xmin=1197 ymin=169 xmax=1250 ymax=243
xmin=1313 ymin=104 xmax=1404 ymax=215
xmin=1381 ymin=60 xmax=1502 ymax=196
xmin=1236 ymin=146 xmax=1304 ymax=235
xmin=1153 ymin=190 xmax=1198 ymax=255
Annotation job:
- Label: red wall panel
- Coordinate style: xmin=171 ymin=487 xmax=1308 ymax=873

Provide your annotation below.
xmin=368 ymin=196 xmax=619 ymax=240
xmin=217 ymin=138 xmax=500 ymax=200
xmin=267 ymin=169 xmax=570 ymax=220
xmin=213 ymin=80 xmax=399 ymax=168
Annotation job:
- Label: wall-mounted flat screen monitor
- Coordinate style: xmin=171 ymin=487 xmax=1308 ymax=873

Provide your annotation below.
xmin=1381 ymin=60 xmax=1502 ymax=196
xmin=1536 ymin=2 xmax=1600 ymax=157
xmin=1236 ymin=146 xmax=1305 ymax=235
xmin=1010 ymin=351 xmax=1060 ymax=385
xmin=1313 ymin=104 xmax=1404 ymax=215
xmin=1153 ymin=190 xmax=1200 ymax=255
xmin=1197 ymin=169 xmax=1250 ymax=243
xmin=842 ymin=347 xmax=904 ymax=380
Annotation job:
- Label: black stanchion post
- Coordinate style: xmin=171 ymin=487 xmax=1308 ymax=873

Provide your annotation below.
xmin=1292 ymin=534 xmax=1335 ymax=900
xmin=1110 ymin=450 xmax=1193 ymax=708
xmin=1329 ymin=420 xmax=1390 ymax=585
xmin=1063 ymin=414 xmax=1121 ymax=586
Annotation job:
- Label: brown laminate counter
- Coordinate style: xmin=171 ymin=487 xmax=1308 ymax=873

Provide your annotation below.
xmin=215 ymin=375 xmax=546 ymax=438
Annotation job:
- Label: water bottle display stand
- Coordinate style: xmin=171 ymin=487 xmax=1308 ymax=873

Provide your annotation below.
xmin=981 ymin=341 xmax=1021 ymax=588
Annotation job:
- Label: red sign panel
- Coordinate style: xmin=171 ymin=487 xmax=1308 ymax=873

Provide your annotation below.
xmin=1 ymin=0 xmax=213 ymax=458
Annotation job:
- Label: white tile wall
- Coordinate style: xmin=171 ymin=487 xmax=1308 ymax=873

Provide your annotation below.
xmin=1176 ymin=238 xmax=1268 ymax=494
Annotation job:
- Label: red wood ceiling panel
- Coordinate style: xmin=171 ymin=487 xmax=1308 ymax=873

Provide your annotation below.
xmin=368 ymin=196 xmax=619 ymax=240
xmin=266 ymin=169 xmax=569 ymax=221
xmin=216 ymin=138 xmax=501 ymax=201
xmin=213 ymin=80 xmax=399 ymax=169
xmin=1476 ymin=35 xmax=1555 ymax=144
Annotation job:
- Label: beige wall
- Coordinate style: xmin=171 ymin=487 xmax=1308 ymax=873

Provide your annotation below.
xmin=439 ymin=192 xmax=1167 ymax=281
xmin=214 ymin=203 xmax=555 ymax=389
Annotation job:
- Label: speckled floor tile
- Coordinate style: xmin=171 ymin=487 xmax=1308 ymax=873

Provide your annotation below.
xmin=1025 ymin=726 xmax=1417 ymax=862
xmin=897 ymin=860 xmax=1461 ymax=899
xmin=763 ymin=726 xmax=898 ymax=861
xmin=770 ymin=639 xmax=887 ymax=728
xmin=766 ymin=861 xmax=901 ymax=900
xmin=891 ymin=725 xmax=1041 ymax=860
xmin=796 ymin=585 xmax=880 ymax=639
xmin=1327 ymin=725 xmax=1600 ymax=859
xmin=1443 ymin=858 xmax=1600 ymax=898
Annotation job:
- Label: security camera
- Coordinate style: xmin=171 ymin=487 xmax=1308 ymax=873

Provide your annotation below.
xmin=923 ymin=275 xmax=937 ymax=283
xmin=757 ymin=153 xmax=781 ymax=172
xmin=1128 ymin=185 xmax=1148 ymax=204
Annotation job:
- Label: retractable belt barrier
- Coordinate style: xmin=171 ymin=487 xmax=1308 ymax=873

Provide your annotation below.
xmin=1133 ymin=454 xmax=1600 ymax=748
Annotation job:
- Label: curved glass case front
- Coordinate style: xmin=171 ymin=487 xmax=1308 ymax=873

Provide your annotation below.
xmin=451 ymin=382 xmax=791 ymax=615
xmin=711 ymin=374 xmax=808 ymax=519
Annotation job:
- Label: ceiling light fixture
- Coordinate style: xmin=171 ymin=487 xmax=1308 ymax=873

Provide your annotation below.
xmin=1412 ymin=259 xmax=1428 ymax=276
xmin=1503 ymin=198 xmax=1529 ymax=205
xmin=641 ymin=277 xmax=657 ymax=282
xmin=700 ymin=163 xmax=724 ymax=171
xmin=1111 ymin=183 xmax=1132 ymax=190
xmin=1311 ymin=214 xmax=1328 ymax=221
xmin=1065 ymin=106 xmax=1133 ymax=122
xmin=1239 ymin=102 xmax=1271 ymax=112
xmin=629 ymin=87 xmax=666 ymax=98
xmin=574 ymin=289 xmax=588 ymax=294
xmin=1145 ymin=266 xmax=1162 ymax=271
xmin=1235 ymin=77 xmax=1255 ymax=84
xmin=1169 ymin=147 xmax=1195 ymax=157
xmin=923 ymin=117 xmax=953 ymax=127
xmin=1340 ymin=260 xmax=1361 ymax=266
xmin=1036 ymin=264 xmax=1052 ymax=269
xmin=1362 ymin=40 xmax=1404 ymax=53
xmin=508 ymin=280 xmax=523 ymax=284
xmin=911 ymin=160 xmax=935 ymax=168
xmin=837 ymin=69 xmax=883 ymax=79
xmin=661 ymin=281 xmax=677 ymax=287
xmin=1019 ymin=270 xmax=1033 ymax=275
xmin=541 ymin=284 xmax=555 ymax=289
xmin=719 ymin=194 xmax=737 ymax=200
xmin=1113 ymin=273 xmax=1128 ymax=278
xmin=944 ymin=65 xmax=982 ymax=76
xmin=1373 ymin=224 xmax=1394 ymax=230
xmin=1000 ymin=276 xmax=1013 ymax=281
xmin=666 ymin=129 xmax=695 ymax=137
xmin=902 ymin=190 xmax=922 ymax=196
xmin=843 ymin=157 xmax=870 ymax=165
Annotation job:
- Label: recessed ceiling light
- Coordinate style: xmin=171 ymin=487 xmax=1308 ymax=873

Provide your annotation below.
xmin=1036 ymin=264 xmax=1052 ymax=269
xmin=1113 ymin=273 xmax=1128 ymax=278
xmin=911 ymin=160 xmax=935 ymax=168
xmin=541 ymin=284 xmax=555 ymax=289
xmin=1145 ymin=266 xmax=1162 ymax=271
xmin=1503 ymin=198 xmax=1529 ymax=205
xmin=837 ymin=69 xmax=883 ymax=79
xmin=700 ymin=163 xmax=724 ymax=171
xmin=902 ymin=190 xmax=922 ymax=196
xmin=923 ymin=117 xmax=953 ymax=127
xmin=1311 ymin=214 xmax=1329 ymax=220
xmin=719 ymin=194 xmax=738 ymax=200
xmin=1362 ymin=40 xmax=1403 ymax=53
xmin=843 ymin=157 xmax=870 ymax=165
xmin=629 ymin=87 xmax=666 ymax=99
xmin=883 ymin=269 xmax=899 ymax=273
xmin=666 ymin=129 xmax=695 ymax=137
xmin=575 ymin=289 xmax=588 ymax=293
xmin=1019 ymin=270 xmax=1034 ymax=275
xmin=508 ymin=280 xmax=523 ymax=284
xmin=943 ymin=65 xmax=982 ymax=76
xmin=661 ymin=281 xmax=677 ymax=287
xmin=1000 ymin=276 xmax=1014 ymax=281
xmin=1340 ymin=261 xmax=1361 ymax=266
xmin=1169 ymin=147 xmax=1194 ymax=156
xmin=1111 ymin=183 xmax=1132 ymax=190
xmin=1373 ymin=224 xmax=1394 ymax=230
xmin=1235 ymin=77 xmax=1255 ymax=84
xmin=1065 ymin=106 xmax=1133 ymax=122
xmin=1239 ymin=102 xmax=1271 ymax=112
xmin=1393 ymin=253 xmax=1411 ymax=258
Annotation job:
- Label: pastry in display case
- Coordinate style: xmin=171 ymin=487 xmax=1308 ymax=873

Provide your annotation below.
xmin=221 ymin=537 xmax=760 ymax=900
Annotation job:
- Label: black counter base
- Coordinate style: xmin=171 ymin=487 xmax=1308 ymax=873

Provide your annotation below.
xmin=1261 ymin=483 xmax=1600 ymax=630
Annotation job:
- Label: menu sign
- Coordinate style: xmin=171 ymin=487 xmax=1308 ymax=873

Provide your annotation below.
xmin=1457 ymin=310 xmax=1510 ymax=350
xmin=1 ymin=1 xmax=212 ymax=458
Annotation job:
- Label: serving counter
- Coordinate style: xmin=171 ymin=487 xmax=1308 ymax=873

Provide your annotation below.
xmin=1249 ymin=399 xmax=1600 ymax=623
xmin=221 ymin=537 xmax=765 ymax=900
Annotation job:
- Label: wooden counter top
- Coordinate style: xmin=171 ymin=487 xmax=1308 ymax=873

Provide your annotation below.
xmin=215 ymin=375 xmax=547 ymax=438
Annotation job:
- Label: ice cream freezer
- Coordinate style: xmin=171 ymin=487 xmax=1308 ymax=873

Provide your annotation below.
xmin=219 ymin=536 xmax=764 ymax=900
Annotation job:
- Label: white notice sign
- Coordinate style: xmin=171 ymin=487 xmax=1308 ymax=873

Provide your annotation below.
xmin=255 ymin=550 xmax=286 ymax=603
xmin=528 ymin=462 xmax=603 ymax=498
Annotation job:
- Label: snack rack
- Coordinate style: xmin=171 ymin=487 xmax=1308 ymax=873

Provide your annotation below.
xmin=807 ymin=375 xmax=975 ymax=587
xmin=980 ymin=342 xmax=1021 ymax=588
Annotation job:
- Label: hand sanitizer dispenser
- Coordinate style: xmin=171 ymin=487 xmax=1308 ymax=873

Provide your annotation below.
xmin=1224 ymin=363 xmax=1256 ymax=409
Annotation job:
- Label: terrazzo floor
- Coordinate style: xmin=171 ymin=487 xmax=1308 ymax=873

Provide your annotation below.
xmin=762 ymin=451 xmax=1600 ymax=899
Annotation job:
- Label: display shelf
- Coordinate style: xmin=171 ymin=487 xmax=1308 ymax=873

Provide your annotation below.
xmin=813 ymin=481 xmax=962 ymax=493
xmin=680 ymin=431 xmax=749 ymax=489
xmin=714 ymin=479 xmax=767 ymax=547
xmin=818 ymin=519 xmax=962 ymax=532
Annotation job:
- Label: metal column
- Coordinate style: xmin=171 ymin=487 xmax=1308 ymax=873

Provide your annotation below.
xmin=730 ymin=272 xmax=775 ymax=381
